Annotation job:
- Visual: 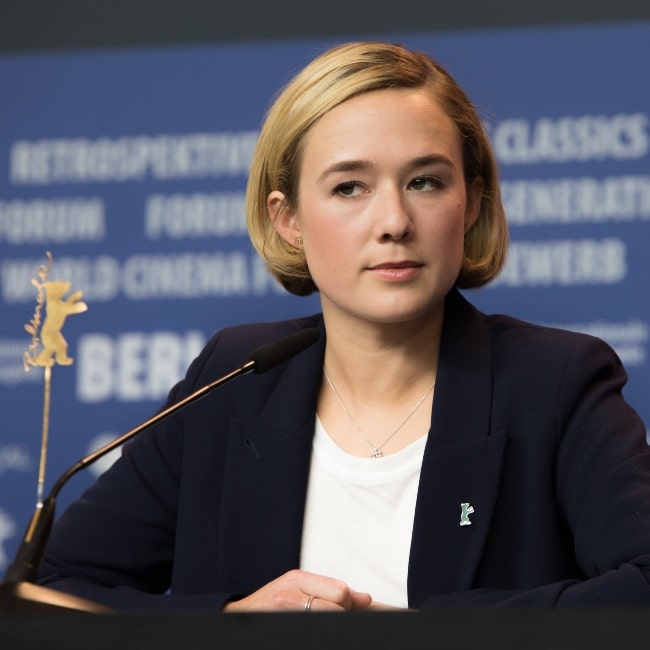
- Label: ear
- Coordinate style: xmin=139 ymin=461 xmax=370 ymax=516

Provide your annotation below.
xmin=267 ymin=190 xmax=302 ymax=246
xmin=464 ymin=177 xmax=483 ymax=234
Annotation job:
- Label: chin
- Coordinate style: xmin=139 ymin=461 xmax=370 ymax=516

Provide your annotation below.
xmin=364 ymin=303 xmax=443 ymax=326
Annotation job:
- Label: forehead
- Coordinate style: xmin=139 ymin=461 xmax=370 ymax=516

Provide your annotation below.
xmin=300 ymin=87 xmax=462 ymax=168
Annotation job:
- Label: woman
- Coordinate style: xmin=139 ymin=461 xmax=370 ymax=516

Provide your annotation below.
xmin=39 ymin=42 xmax=650 ymax=611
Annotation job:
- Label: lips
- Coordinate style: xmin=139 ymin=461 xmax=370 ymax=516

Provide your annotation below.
xmin=367 ymin=260 xmax=422 ymax=270
xmin=366 ymin=260 xmax=424 ymax=281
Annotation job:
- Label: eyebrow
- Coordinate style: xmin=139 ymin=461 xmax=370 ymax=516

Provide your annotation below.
xmin=318 ymin=159 xmax=372 ymax=182
xmin=317 ymin=154 xmax=455 ymax=183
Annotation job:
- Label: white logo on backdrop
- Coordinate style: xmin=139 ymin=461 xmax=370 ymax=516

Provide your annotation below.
xmin=0 ymin=509 xmax=17 ymax=569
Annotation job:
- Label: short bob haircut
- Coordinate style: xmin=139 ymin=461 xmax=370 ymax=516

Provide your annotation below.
xmin=246 ymin=41 xmax=508 ymax=296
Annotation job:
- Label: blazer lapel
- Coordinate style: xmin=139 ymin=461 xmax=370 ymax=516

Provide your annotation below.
xmin=408 ymin=291 xmax=507 ymax=606
xmin=214 ymin=293 xmax=506 ymax=604
xmin=217 ymin=324 xmax=325 ymax=594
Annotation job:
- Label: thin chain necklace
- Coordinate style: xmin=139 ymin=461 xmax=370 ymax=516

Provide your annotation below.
xmin=322 ymin=366 xmax=436 ymax=459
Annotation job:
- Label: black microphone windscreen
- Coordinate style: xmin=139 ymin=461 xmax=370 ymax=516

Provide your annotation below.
xmin=247 ymin=328 xmax=320 ymax=373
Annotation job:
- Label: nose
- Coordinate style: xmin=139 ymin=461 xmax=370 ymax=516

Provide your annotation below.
xmin=376 ymin=186 xmax=413 ymax=242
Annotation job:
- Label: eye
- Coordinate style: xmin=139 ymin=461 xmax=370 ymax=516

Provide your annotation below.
xmin=332 ymin=181 xmax=365 ymax=198
xmin=408 ymin=176 xmax=443 ymax=191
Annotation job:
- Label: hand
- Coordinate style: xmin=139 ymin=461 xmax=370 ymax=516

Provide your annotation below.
xmin=367 ymin=601 xmax=410 ymax=611
xmin=223 ymin=569 xmax=372 ymax=613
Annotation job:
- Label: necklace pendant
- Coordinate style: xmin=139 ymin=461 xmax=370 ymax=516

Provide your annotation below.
xmin=370 ymin=448 xmax=383 ymax=459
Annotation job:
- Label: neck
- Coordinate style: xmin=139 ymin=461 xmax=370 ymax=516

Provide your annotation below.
xmin=317 ymin=309 xmax=443 ymax=457
xmin=321 ymin=307 xmax=443 ymax=402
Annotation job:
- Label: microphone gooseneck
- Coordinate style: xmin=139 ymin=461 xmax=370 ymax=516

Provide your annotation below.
xmin=3 ymin=327 xmax=320 ymax=586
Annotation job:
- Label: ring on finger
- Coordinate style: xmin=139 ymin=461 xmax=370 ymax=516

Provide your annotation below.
xmin=304 ymin=594 xmax=315 ymax=613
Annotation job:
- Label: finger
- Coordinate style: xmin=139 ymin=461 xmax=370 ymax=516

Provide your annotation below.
xmin=295 ymin=571 xmax=355 ymax=609
xmin=305 ymin=591 xmax=372 ymax=612
xmin=349 ymin=590 xmax=373 ymax=610
xmin=305 ymin=596 xmax=346 ymax=613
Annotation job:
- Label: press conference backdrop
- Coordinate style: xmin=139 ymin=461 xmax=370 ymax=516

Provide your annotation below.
xmin=1 ymin=22 xmax=649 ymax=573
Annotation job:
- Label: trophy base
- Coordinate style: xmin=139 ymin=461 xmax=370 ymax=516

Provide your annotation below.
xmin=0 ymin=581 xmax=112 ymax=613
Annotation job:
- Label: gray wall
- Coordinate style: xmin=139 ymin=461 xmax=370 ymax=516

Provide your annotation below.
xmin=2 ymin=0 xmax=650 ymax=53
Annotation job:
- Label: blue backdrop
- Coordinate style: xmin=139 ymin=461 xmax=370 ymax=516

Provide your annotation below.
xmin=1 ymin=22 xmax=648 ymax=572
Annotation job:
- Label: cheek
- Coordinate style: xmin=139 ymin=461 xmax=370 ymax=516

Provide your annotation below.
xmin=300 ymin=217 xmax=335 ymax=269
xmin=300 ymin=201 xmax=365 ymax=250
xmin=425 ymin=202 xmax=467 ymax=243
xmin=306 ymin=233 xmax=347 ymax=272
xmin=301 ymin=218 xmax=361 ymax=285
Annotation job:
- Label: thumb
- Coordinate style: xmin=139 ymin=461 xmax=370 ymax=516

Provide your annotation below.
xmin=350 ymin=589 xmax=372 ymax=609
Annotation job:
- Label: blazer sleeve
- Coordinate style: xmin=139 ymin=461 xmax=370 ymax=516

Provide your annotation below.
xmin=37 ymin=329 xmax=242 ymax=611
xmin=421 ymin=333 xmax=650 ymax=607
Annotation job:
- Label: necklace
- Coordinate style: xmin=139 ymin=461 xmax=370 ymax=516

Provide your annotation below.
xmin=322 ymin=366 xmax=436 ymax=459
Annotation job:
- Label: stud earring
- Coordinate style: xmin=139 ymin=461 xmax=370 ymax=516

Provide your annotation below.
xmin=295 ymin=236 xmax=304 ymax=249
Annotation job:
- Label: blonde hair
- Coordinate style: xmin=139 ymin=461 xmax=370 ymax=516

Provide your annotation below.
xmin=246 ymin=41 xmax=508 ymax=296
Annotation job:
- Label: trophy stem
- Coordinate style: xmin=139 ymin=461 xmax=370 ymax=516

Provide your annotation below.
xmin=36 ymin=365 xmax=52 ymax=505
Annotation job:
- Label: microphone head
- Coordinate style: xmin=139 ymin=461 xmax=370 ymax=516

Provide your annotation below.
xmin=247 ymin=328 xmax=320 ymax=374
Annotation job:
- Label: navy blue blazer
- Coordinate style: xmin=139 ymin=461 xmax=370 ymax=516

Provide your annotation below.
xmin=39 ymin=290 xmax=650 ymax=610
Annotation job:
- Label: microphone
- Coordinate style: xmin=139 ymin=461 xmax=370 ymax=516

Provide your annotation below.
xmin=2 ymin=327 xmax=320 ymax=594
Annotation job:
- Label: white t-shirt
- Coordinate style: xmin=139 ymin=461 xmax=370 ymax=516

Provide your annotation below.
xmin=299 ymin=416 xmax=427 ymax=608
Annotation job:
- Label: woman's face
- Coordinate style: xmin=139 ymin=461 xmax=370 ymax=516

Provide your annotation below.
xmin=270 ymin=87 xmax=480 ymax=328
